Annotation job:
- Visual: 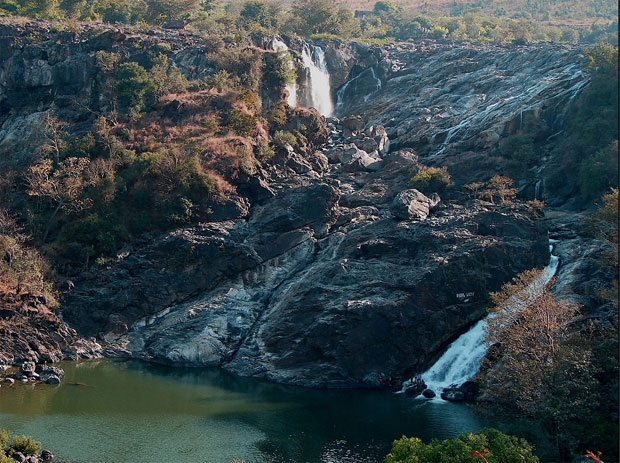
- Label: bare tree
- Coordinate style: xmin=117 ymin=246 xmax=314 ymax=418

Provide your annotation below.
xmin=482 ymin=270 xmax=598 ymax=459
xmin=40 ymin=111 xmax=68 ymax=167
xmin=481 ymin=175 xmax=518 ymax=204
xmin=25 ymin=157 xmax=95 ymax=242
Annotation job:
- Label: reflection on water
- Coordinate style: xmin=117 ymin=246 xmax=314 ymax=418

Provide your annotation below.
xmin=0 ymin=360 xmax=489 ymax=463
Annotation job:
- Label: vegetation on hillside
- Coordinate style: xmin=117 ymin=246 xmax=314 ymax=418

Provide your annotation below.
xmin=478 ymin=265 xmax=618 ymax=461
xmin=0 ymin=0 xmax=616 ymax=45
xmin=0 ymin=27 xmax=325 ymax=277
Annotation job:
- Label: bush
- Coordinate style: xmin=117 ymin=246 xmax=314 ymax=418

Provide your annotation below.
xmin=10 ymin=435 xmax=42 ymax=455
xmin=272 ymin=130 xmax=297 ymax=147
xmin=409 ymin=166 xmax=453 ymax=194
xmin=225 ymin=109 xmax=257 ymax=137
xmin=116 ymin=62 xmax=156 ymax=118
xmin=0 ymin=430 xmax=9 ymax=451
xmin=499 ymin=134 xmax=536 ymax=165
xmin=385 ymin=428 xmax=539 ymax=463
xmin=578 ymin=140 xmax=619 ymax=197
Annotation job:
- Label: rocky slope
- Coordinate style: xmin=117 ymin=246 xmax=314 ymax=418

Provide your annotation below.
xmin=0 ymin=287 xmax=100 ymax=367
xmin=64 ymin=116 xmax=548 ymax=388
xmin=1 ymin=21 xmax=605 ymax=388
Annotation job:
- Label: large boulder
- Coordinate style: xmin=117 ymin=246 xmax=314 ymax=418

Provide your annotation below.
xmin=391 ymin=189 xmax=440 ymax=220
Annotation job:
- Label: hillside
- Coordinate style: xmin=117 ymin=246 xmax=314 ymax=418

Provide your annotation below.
xmin=0 ymin=10 xmax=617 ymax=463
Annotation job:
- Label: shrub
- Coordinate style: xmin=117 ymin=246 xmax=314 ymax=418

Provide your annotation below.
xmin=116 ymin=62 xmax=156 ymax=118
xmin=149 ymin=53 xmax=188 ymax=96
xmin=10 ymin=435 xmax=42 ymax=455
xmin=259 ymin=142 xmax=276 ymax=159
xmin=267 ymin=101 xmax=288 ymax=127
xmin=225 ymin=109 xmax=257 ymax=137
xmin=385 ymin=428 xmax=539 ymax=463
xmin=0 ymin=429 xmax=9 ymax=451
xmin=578 ymin=140 xmax=619 ymax=198
xmin=272 ymin=130 xmax=297 ymax=147
xmin=499 ymin=134 xmax=536 ymax=165
xmin=409 ymin=166 xmax=453 ymax=194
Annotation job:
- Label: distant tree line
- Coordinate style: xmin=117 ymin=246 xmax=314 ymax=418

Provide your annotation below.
xmin=0 ymin=0 xmax=617 ymax=45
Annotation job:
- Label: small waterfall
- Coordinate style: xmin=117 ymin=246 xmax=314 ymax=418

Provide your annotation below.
xmin=412 ymin=241 xmax=560 ymax=395
xmin=271 ymin=38 xmax=298 ymax=107
xmin=301 ymin=45 xmax=333 ymax=116
xmin=336 ymin=66 xmax=382 ymax=110
xmin=534 ymin=180 xmax=542 ymax=200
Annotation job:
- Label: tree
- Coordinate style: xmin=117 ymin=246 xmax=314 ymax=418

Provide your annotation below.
xmin=40 ymin=112 xmax=68 ymax=167
xmin=386 ymin=428 xmax=539 ymax=463
xmin=115 ymin=62 xmax=155 ymax=119
xmin=26 ymin=157 xmax=95 ymax=242
xmin=289 ymin=0 xmax=341 ymax=35
xmin=464 ymin=181 xmax=485 ymax=199
xmin=588 ymin=188 xmax=619 ymax=306
xmin=239 ymin=0 xmax=276 ymax=29
xmin=482 ymin=270 xmax=600 ymax=460
xmin=481 ymin=175 xmax=518 ymax=204
xmin=145 ymin=0 xmax=200 ymax=23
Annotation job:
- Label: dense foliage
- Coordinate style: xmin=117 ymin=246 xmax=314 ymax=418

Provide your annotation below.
xmin=0 ymin=30 xmax=323 ymax=274
xmin=0 ymin=0 xmax=616 ymax=44
xmin=385 ymin=428 xmax=539 ymax=463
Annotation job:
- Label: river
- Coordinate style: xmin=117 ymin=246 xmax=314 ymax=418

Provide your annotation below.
xmin=0 ymin=359 xmax=495 ymax=463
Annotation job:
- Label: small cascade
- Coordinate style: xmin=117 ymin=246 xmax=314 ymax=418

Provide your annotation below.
xmin=300 ymin=45 xmax=333 ymax=116
xmin=410 ymin=241 xmax=560 ymax=395
xmin=432 ymin=63 xmax=589 ymax=157
xmin=534 ymin=179 xmax=542 ymax=200
xmin=336 ymin=66 xmax=382 ymax=110
xmin=271 ymin=38 xmax=298 ymax=107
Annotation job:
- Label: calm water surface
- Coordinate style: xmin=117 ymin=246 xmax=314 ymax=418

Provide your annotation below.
xmin=0 ymin=359 xmax=493 ymax=463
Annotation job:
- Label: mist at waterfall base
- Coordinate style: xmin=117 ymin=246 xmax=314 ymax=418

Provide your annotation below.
xmin=418 ymin=242 xmax=560 ymax=395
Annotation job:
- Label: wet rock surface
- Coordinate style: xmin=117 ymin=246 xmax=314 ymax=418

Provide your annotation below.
xmin=63 ymin=113 xmax=549 ymax=388
xmin=2 ymin=24 xmax=594 ymax=389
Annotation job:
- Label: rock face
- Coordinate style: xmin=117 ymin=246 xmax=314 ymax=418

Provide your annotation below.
xmin=0 ymin=289 xmax=101 ymax=366
xmin=63 ymin=114 xmax=548 ymax=387
xmin=0 ymin=24 xmax=573 ymax=389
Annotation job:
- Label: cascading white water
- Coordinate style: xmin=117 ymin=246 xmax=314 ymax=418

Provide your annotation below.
xmin=414 ymin=241 xmax=560 ymax=395
xmin=271 ymin=38 xmax=298 ymax=107
xmin=432 ymin=63 xmax=589 ymax=157
xmin=336 ymin=66 xmax=382 ymax=109
xmin=301 ymin=45 xmax=334 ymax=116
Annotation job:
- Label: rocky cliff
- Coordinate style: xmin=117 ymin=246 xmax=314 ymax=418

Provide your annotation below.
xmin=1 ymin=20 xmax=605 ymax=388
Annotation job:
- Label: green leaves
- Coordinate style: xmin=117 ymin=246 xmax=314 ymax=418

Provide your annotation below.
xmin=386 ymin=428 xmax=539 ymax=463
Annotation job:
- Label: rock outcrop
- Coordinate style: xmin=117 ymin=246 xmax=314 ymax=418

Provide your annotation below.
xmin=63 ymin=117 xmax=549 ymax=388
xmin=3 ymin=22 xmax=583 ymax=389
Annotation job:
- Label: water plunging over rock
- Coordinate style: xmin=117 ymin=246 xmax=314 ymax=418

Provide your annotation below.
xmin=299 ymin=45 xmax=334 ymax=116
xmin=336 ymin=66 xmax=382 ymax=111
xmin=416 ymin=242 xmax=560 ymax=397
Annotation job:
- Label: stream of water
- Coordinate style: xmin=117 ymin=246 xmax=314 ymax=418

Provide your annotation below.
xmin=420 ymin=242 xmax=560 ymax=394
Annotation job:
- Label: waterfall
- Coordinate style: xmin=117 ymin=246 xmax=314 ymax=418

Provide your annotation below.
xmin=300 ymin=45 xmax=334 ymax=116
xmin=410 ymin=241 xmax=560 ymax=395
xmin=535 ymin=180 xmax=542 ymax=200
xmin=336 ymin=66 xmax=382 ymax=110
xmin=271 ymin=38 xmax=298 ymax=107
